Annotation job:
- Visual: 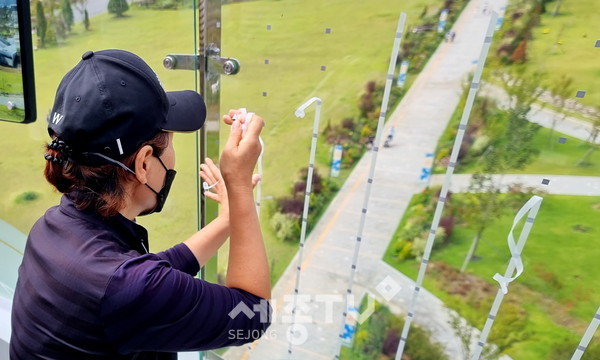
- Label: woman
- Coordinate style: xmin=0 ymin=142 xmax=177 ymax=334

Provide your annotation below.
xmin=10 ymin=49 xmax=271 ymax=359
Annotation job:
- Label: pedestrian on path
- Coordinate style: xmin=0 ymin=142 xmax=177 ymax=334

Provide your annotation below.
xmin=11 ymin=49 xmax=271 ymax=360
xmin=384 ymin=126 xmax=395 ymax=147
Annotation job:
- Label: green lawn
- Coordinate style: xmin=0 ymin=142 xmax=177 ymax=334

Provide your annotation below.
xmin=434 ymin=95 xmax=600 ymax=175
xmin=0 ymin=69 xmax=24 ymax=94
xmin=384 ymin=194 xmax=600 ymax=359
xmin=0 ymin=1 xmax=437 ymax=282
xmin=459 ymin=125 xmax=600 ymax=175
xmin=527 ymin=0 xmax=600 ymax=107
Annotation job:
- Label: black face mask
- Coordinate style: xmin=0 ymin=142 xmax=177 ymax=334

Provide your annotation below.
xmin=142 ymin=155 xmax=177 ymax=215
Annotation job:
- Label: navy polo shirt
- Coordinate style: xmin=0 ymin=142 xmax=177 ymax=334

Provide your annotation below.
xmin=10 ymin=194 xmax=271 ymax=359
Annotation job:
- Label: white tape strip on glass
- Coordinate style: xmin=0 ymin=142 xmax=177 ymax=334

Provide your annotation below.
xmin=332 ymin=12 xmax=407 ymax=360
xmin=287 ymin=97 xmax=323 ymax=358
xmin=470 ymin=195 xmax=543 ymax=360
xmin=571 ymin=305 xmax=600 ymax=360
xmin=395 ymin=12 xmax=499 ymax=360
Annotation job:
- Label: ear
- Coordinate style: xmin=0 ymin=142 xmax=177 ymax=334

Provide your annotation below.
xmin=133 ymin=145 xmax=154 ymax=184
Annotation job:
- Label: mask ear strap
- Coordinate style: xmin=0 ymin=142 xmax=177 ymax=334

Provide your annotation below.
xmin=80 ymin=152 xmax=136 ymax=176
xmin=154 ymin=154 xmax=169 ymax=171
xmin=144 ymin=183 xmax=160 ymax=196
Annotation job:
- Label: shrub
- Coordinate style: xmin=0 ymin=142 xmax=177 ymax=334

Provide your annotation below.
xmin=469 ymin=134 xmax=491 ymax=157
xmin=439 ymin=215 xmax=455 ymax=239
xmin=358 ymin=93 xmax=374 ymax=117
xmin=108 ymin=0 xmax=129 ymax=16
xmin=344 ymin=298 xmax=448 ymax=360
xmin=397 ymin=241 xmax=413 ymax=261
xmin=299 ymin=167 xmax=323 ymax=194
xmin=271 ymin=168 xmax=338 ymax=242
xmin=410 ymin=231 xmax=428 ymax=260
xmin=341 ymin=117 xmax=355 ymax=130
xmin=293 ymin=181 xmax=307 ymax=195
xmin=269 ymin=212 xmax=299 ymax=242
xmin=279 ymin=196 xmax=304 ymax=217
xmin=15 ymin=191 xmax=40 ymax=204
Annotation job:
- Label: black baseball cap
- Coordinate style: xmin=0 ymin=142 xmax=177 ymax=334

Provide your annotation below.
xmin=48 ymin=49 xmax=206 ymax=164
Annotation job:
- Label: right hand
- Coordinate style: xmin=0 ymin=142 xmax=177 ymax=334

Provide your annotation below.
xmin=220 ymin=110 xmax=264 ymax=189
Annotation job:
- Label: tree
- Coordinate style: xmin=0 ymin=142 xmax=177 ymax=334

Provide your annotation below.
xmin=108 ymin=0 xmax=129 ymax=17
xmin=61 ymin=0 xmax=74 ymax=32
xmin=0 ymin=8 xmax=16 ymax=38
xmin=459 ymin=174 xmax=507 ymax=272
xmin=551 ymin=0 xmax=564 ymax=16
xmin=486 ymin=69 xmax=546 ymax=174
xmin=577 ymin=110 xmax=600 ymax=166
xmin=461 ymin=69 xmax=546 ymax=271
xmin=72 ymin=0 xmax=89 ymax=16
xmin=84 ymin=9 xmax=90 ymax=31
xmin=499 ymin=68 xmax=546 ymax=114
xmin=72 ymin=0 xmax=90 ymax=30
xmin=35 ymin=1 xmax=47 ymax=47
xmin=548 ymin=74 xmax=574 ymax=147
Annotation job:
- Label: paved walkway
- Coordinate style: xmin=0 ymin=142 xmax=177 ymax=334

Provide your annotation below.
xmin=429 ymin=174 xmax=600 ymax=196
xmin=224 ymin=1 xmax=511 ymax=359
xmin=479 ymin=84 xmax=600 ymax=144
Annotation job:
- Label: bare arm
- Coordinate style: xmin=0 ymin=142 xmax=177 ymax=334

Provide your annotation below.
xmin=183 ymin=158 xmax=261 ymax=268
xmin=183 ymin=158 xmax=230 ymax=267
xmin=183 ymin=216 xmax=229 ymax=268
xmin=220 ymin=113 xmax=271 ymax=300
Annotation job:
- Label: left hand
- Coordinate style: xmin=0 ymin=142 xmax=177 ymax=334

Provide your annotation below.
xmin=200 ymin=158 xmax=261 ymax=214
xmin=200 ymin=157 xmax=229 ymax=215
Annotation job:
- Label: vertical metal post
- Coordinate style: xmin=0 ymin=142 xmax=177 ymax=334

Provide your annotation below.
xmin=571 ymin=305 xmax=600 ymax=360
xmin=198 ymin=0 xmax=221 ymax=285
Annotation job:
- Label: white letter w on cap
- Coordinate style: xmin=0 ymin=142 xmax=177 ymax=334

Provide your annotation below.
xmin=52 ymin=112 xmax=64 ymax=124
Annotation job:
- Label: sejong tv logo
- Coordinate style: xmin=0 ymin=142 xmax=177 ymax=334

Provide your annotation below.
xmin=228 ymin=299 xmax=271 ymax=324
xmin=52 ymin=112 xmax=64 ymax=125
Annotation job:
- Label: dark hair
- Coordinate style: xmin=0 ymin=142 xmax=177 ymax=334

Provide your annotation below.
xmin=44 ymin=131 xmax=170 ymax=217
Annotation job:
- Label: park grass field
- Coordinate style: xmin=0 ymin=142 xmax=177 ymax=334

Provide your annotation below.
xmin=384 ymin=194 xmax=600 ymax=359
xmin=458 ymin=125 xmax=600 ymax=175
xmin=527 ymin=0 xmax=600 ymax=107
xmin=0 ymin=1 xmax=435 ymax=281
xmin=435 ymin=93 xmax=600 ymax=176
xmin=0 ymin=68 xmax=23 ymax=94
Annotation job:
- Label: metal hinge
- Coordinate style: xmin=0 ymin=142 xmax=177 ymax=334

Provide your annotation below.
xmin=163 ymin=44 xmax=240 ymax=75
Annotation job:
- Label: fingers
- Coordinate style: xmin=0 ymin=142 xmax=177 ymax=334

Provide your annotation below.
xmin=199 ymin=165 xmax=217 ymax=185
xmin=223 ymin=114 xmax=234 ymax=125
xmin=223 ymin=109 xmax=253 ymax=126
xmin=252 ymin=174 xmax=262 ymax=188
xmin=244 ymin=114 xmax=264 ymax=139
xmin=204 ymin=190 xmax=220 ymax=202
xmin=224 ymin=119 xmax=243 ymax=151
xmin=223 ymin=109 xmax=242 ymax=125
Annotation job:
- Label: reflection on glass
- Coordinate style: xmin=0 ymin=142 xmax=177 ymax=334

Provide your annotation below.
xmin=0 ymin=0 xmax=25 ymax=122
